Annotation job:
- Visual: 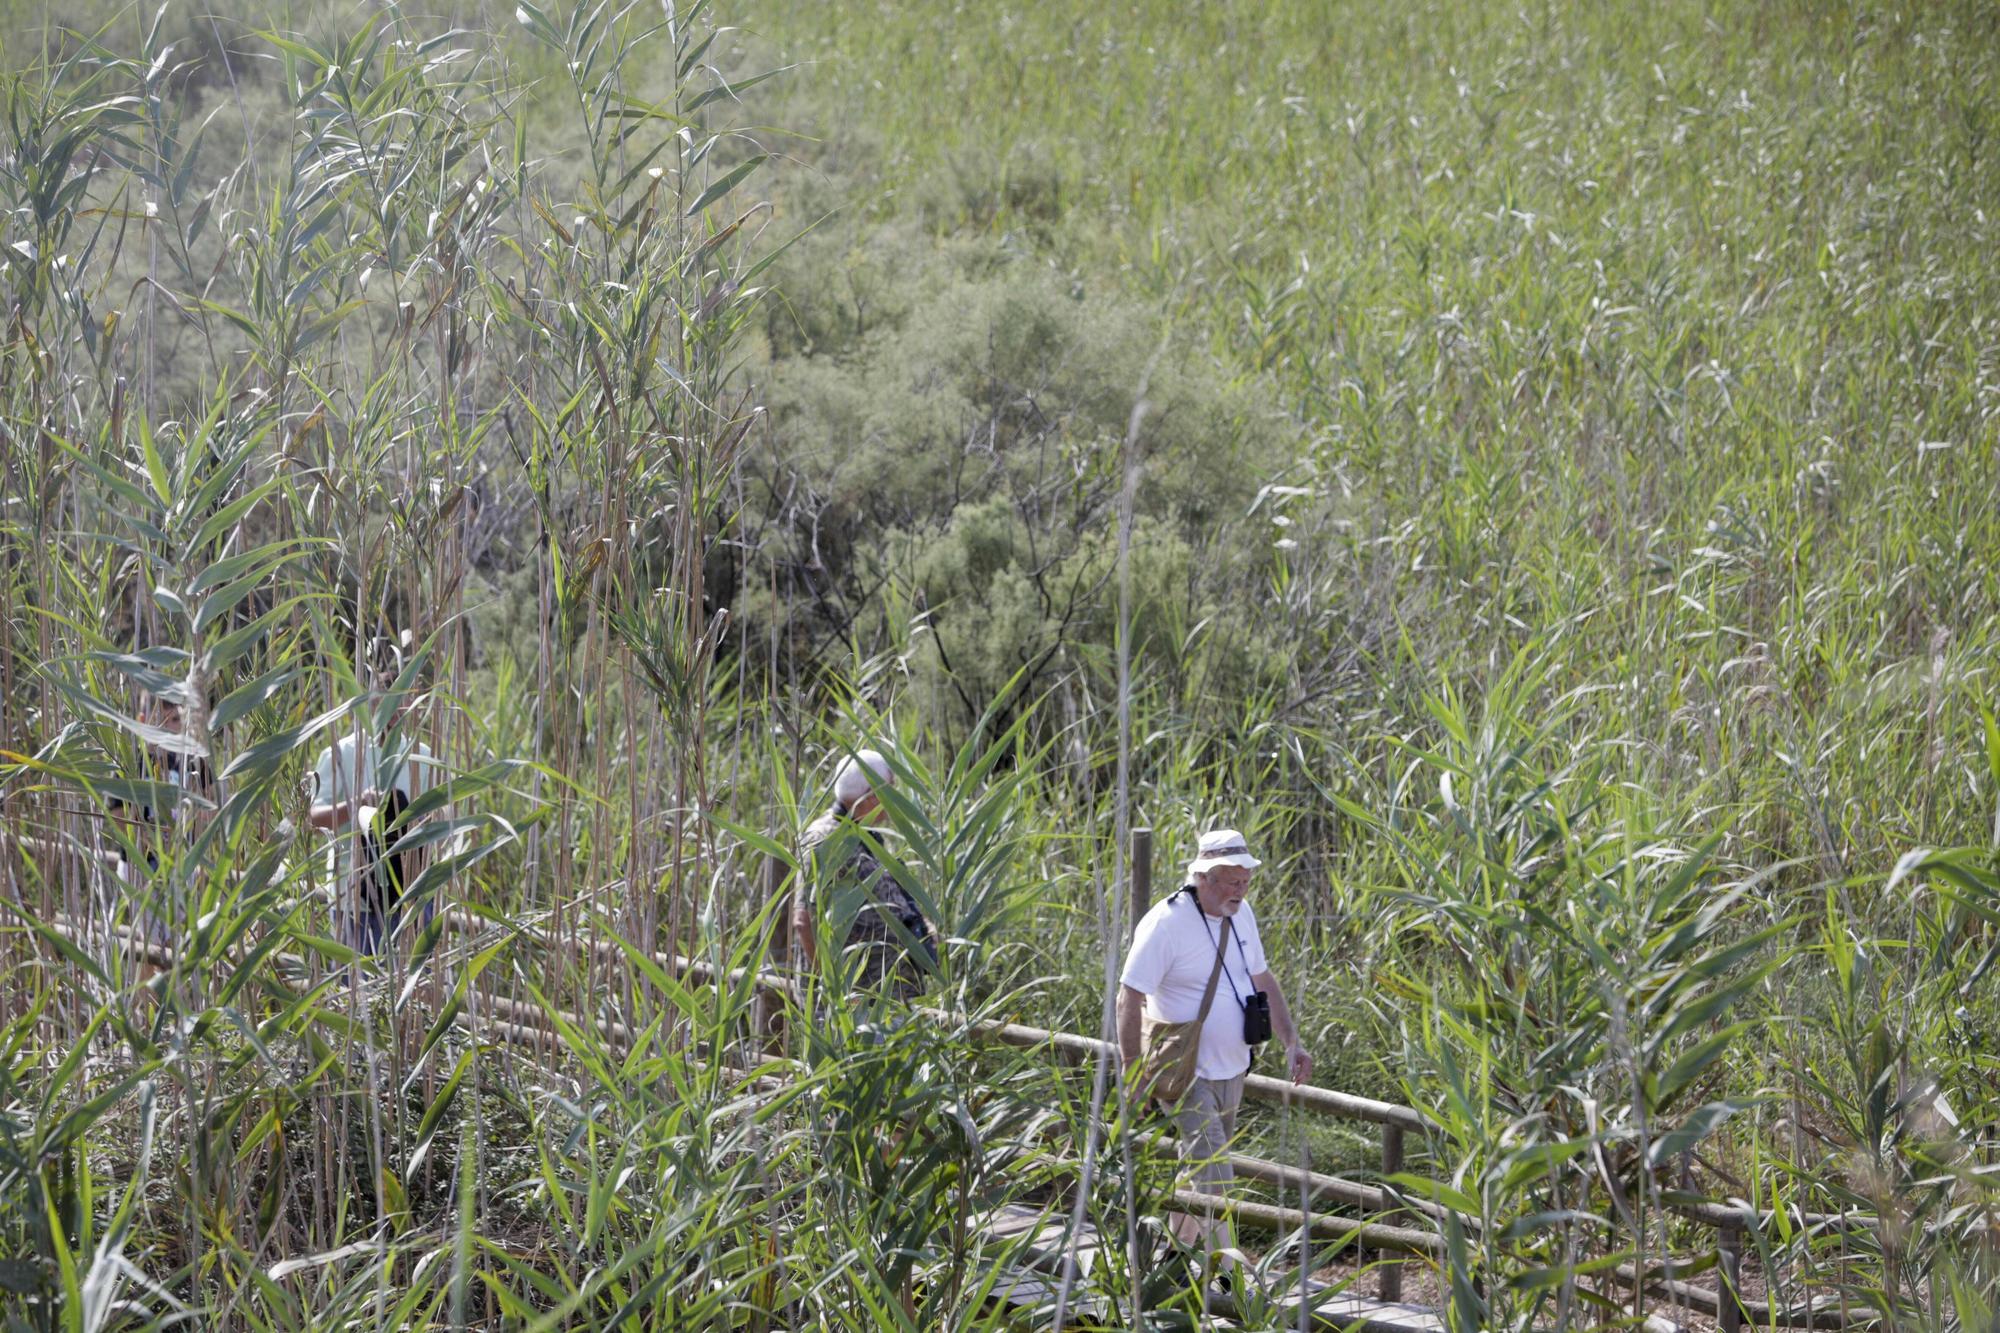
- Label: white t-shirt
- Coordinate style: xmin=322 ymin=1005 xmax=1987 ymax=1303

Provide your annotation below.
xmin=309 ymin=732 xmax=436 ymax=879
xmin=1121 ymin=889 xmax=1270 ymax=1081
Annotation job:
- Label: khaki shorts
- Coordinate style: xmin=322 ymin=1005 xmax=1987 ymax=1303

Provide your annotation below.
xmin=1173 ymin=1072 xmax=1245 ymax=1192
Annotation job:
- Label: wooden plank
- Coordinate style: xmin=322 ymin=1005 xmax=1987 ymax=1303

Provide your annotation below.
xmin=1273 ymin=1290 xmax=1450 ymax=1333
xmin=1229 ymin=1151 xmax=1478 ymax=1233
xmin=984 ymin=1264 xmax=1115 ymax=1324
xmin=1173 ymin=1188 xmax=1445 ymax=1256
xmin=437 ymin=908 xmax=805 ymax=1006
xmin=991 ymin=1269 xmax=1056 ymax=1308
xmin=982 ymin=1202 xmax=1054 ymax=1239
xmin=1599 ymin=1260 xmax=1858 ymax=1331
xmin=952 ymin=1015 xmax=1430 ymax=1131
xmin=1213 ymin=1274 xmax=1530 ymax=1333
xmin=974 ymin=1202 xmax=1102 ymax=1278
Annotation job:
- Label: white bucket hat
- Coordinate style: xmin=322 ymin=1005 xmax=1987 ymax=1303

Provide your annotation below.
xmin=1187 ymin=828 xmax=1261 ymax=877
xmin=833 ymin=748 xmax=894 ymax=808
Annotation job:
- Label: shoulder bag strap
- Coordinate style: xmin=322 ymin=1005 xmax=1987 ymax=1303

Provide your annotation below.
xmin=1189 ymin=889 xmax=1249 ymax=1004
xmin=1194 ymin=916 xmax=1234 ymax=1023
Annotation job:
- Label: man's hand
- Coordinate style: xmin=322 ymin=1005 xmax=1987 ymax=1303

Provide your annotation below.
xmin=1251 ymin=971 xmax=1311 ymax=1086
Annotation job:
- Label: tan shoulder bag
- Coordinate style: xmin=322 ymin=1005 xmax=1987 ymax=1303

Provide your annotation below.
xmin=1136 ymin=912 xmax=1233 ymax=1104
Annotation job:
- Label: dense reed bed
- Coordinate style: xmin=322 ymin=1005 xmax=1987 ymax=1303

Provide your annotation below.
xmin=1 ymin=0 xmax=1996 ymax=1328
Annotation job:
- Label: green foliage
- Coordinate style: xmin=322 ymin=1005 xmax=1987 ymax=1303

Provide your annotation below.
xmin=746 ymin=252 xmax=1295 ymax=725
xmin=1 ymin=0 xmax=1998 ymax=1327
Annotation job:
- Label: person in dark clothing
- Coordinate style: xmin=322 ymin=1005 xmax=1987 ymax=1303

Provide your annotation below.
xmin=792 ymin=748 xmax=935 ymax=1000
xmin=307 ymin=681 xmax=435 ymax=956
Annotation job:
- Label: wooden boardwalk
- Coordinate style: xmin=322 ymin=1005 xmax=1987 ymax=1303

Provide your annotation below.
xmin=33 ymin=909 xmax=1879 ymax=1332
xmin=973 ymin=1201 xmax=1466 ymax=1332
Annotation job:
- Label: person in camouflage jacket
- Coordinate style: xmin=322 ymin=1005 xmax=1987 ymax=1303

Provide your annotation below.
xmin=792 ymin=749 xmax=936 ymax=1000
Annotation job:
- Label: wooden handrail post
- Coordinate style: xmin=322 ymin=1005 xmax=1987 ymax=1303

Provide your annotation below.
xmin=1719 ymin=1223 xmax=1743 ymax=1333
xmin=1379 ymin=1123 xmax=1406 ymax=1301
xmin=756 ymin=854 xmax=787 ymax=1052
xmin=765 ymin=854 xmax=789 ymax=968
xmin=1129 ymin=827 xmax=1152 ymax=943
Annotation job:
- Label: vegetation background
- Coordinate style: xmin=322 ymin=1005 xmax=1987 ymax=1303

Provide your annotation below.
xmin=0 ymin=0 xmax=1996 ymax=1327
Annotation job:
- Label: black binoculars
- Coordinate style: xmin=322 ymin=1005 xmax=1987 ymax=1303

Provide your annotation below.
xmin=1242 ymin=990 xmax=1272 ymax=1045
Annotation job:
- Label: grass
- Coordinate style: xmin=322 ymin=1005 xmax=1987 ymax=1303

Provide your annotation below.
xmin=0 ymin=0 xmax=1997 ymax=1327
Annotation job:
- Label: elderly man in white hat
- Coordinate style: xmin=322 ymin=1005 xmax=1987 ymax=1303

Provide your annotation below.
xmin=1119 ymin=827 xmax=1311 ymax=1250
xmin=791 ymin=748 xmax=935 ymax=999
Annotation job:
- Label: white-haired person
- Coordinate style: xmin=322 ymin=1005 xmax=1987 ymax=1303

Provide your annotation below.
xmin=1118 ymin=828 xmax=1311 ymax=1260
xmin=792 ymin=748 xmax=936 ymax=999
xmin=307 ymin=646 xmax=437 ymax=956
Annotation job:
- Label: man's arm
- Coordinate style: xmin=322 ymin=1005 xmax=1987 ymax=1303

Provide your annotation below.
xmin=308 ymin=788 xmax=379 ymax=832
xmin=1251 ymin=970 xmax=1313 ymax=1084
xmin=1117 ymin=984 xmax=1147 ymax=1068
xmin=790 ymin=889 xmax=817 ymax=968
xmin=305 ymin=743 xmax=374 ymax=833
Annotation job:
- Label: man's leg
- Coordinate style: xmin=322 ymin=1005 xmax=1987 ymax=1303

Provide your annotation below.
xmin=1171 ymin=1076 xmax=1237 ymax=1250
xmin=1207 ymin=1072 xmax=1245 ymax=1265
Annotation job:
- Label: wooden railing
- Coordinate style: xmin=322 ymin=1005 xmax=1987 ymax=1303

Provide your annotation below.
xmin=431 ymin=889 xmax=1872 ymax=1333
xmin=26 ymin=848 xmax=1879 ymax=1333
